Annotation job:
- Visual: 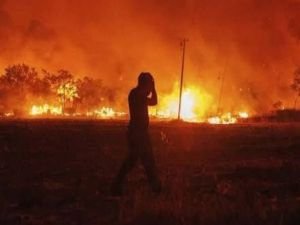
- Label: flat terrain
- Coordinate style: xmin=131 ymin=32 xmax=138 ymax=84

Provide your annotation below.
xmin=0 ymin=119 xmax=299 ymax=225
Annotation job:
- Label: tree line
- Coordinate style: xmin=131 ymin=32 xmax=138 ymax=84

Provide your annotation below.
xmin=0 ymin=64 xmax=116 ymax=115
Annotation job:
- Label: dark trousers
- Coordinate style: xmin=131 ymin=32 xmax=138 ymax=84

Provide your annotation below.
xmin=113 ymin=130 xmax=160 ymax=191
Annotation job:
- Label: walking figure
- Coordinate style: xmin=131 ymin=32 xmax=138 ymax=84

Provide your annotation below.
xmin=111 ymin=72 xmax=161 ymax=195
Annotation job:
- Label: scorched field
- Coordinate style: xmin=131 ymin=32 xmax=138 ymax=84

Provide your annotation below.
xmin=0 ymin=120 xmax=299 ymax=225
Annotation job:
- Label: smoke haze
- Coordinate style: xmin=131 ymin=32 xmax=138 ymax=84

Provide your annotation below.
xmin=1 ymin=0 xmax=300 ymax=112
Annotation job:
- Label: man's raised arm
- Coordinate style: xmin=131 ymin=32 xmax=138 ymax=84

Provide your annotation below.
xmin=147 ymin=80 xmax=157 ymax=106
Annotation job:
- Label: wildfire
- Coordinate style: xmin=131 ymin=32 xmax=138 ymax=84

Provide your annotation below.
xmin=29 ymin=104 xmax=127 ymax=119
xmin=13 ymin=77 xmax=251 ymax=123
xmin=30 ymin=104 xmax=62 ymax=116
xmin=180 ymin=90 xmax=198 ymax=121
xmin=92 ymin=107 xmax=116 ymax=118
xmin=149 ymin=83 xmax=250 ymax=124
xmin=207 ymin=112 xmax=249 ymax=124
xmin=207 ymin=113 xmax=237 ymax=124
xmin=4 ymin=112 xmax=14 ymax=117
xmin=57 ymin=82 xmax=79 ymax=102
xmin=238 ymin=112 xmax=249 ymax=118
xmin=151 ymin=85 xmax=213 ymax=122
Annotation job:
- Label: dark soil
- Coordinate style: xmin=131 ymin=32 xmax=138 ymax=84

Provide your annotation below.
xmin=0 ymin=119 xmax=299 ymax=225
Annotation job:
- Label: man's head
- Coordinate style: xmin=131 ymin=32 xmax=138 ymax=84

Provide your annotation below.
xmin=138 ymin=72 xmax=154 ymax=93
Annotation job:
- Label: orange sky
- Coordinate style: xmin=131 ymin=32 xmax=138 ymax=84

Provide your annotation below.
xmin=1 ymin=0 xmax=300 ymax=112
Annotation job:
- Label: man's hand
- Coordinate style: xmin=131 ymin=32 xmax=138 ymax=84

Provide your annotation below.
xmin=148 ymin=79 xmax=157 ymax=106
xmin=151 ymin=79 xmax=156 ymax=93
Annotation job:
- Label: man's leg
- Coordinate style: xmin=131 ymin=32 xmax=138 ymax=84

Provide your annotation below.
xmin=111 ymin=135 xmax=139 ymax=195
xmin=139 ymin=134 xmax=161 ymax=193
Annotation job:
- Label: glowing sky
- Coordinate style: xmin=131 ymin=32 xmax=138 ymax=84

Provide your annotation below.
xmin=1 ymin=0 xmax=300 ymax=112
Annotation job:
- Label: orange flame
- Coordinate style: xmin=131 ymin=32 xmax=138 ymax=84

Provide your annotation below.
xmin=151 ymin=84 xmax=213 ymax=122
xmin=30 ymin=104 xmax=62 ymax=116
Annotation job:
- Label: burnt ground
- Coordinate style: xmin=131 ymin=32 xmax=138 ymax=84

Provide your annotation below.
xmin=0 ymin=119 xmax=299 ymax=225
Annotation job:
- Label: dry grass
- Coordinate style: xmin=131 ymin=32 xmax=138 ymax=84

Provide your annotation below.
xmin=0 ymin=120 xmax=299 ymax=225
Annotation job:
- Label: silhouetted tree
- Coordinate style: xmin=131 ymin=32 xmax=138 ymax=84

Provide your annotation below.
xmin=42 ymin=69 xmax=76 ymax=113
xmin=43 ymin=69 xmax=73 ymax=90
xmin=76 ymin=76 xmax=116 ymax=111
xmin=0 ymin=64 xmax=116 ymax=115
xmin=0 ymin=64 xmax=38 ymax=90
xmin=0 ymin=64 xmax=39 ymax=112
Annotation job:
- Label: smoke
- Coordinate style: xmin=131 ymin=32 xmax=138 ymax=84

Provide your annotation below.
xmin=0 ymin=0 xmax=300 ymax=113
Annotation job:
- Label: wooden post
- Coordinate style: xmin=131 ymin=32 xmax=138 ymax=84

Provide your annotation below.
xmin=178 ymin=39 xmax=187 ymax=120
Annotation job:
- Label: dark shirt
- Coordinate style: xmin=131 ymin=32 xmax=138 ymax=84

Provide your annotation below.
xmin=128 ymin=87 xmax=149 ymax=131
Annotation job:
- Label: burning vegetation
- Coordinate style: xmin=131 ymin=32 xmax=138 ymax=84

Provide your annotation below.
xmin=0 ymin=64 xmax=251 ymax=124
xmin=0 ymin=64 xmax=120 ymax=118
xmin=2 ymin=63 xmax=300 ymax=124
xmin=4 ymin=62 xmax=300 ymax=124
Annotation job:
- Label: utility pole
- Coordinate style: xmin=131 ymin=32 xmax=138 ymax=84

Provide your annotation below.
xmin=62 ymin=83 xmax=66 ymax=115
xmin=217 ymin=75 xmax=225 ymax=115
xmin=217 ymin=61 xmax=228 ymax=115
xmin=178 ymin=39 xmax=187 ymax=120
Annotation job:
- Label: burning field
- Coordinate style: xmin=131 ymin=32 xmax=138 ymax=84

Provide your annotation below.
xmin=0 ymin=63 xmax=253 ymax=124
xmin=1 ymin=0 xmax=300 ymax=224
xmin=0 ymin=120 xmax=300 ymax=225
xmin=1 ymin=0 xmax=300 ymax=122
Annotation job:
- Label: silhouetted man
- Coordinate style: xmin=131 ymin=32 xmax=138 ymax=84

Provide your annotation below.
xmin=111 ymin=72 xmax=161 ymax=195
